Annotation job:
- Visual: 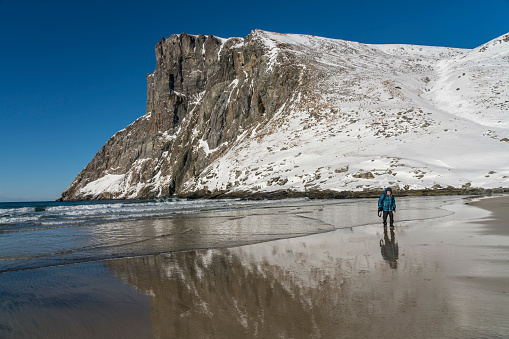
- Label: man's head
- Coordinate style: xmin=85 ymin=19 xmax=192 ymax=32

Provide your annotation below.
xmin=385 ymin=187 xmax=392 ymax=196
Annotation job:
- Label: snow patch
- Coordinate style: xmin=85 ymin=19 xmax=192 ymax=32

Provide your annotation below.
xmin=80 ymin=174 xmax=126 ymax=196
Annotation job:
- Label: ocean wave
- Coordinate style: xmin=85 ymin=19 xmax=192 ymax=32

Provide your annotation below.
xmin=0 ymin=198 xmax=305 ymax=232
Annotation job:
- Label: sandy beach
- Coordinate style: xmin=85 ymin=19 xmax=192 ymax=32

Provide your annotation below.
xmin=1 ymin=195 xmax=508 ymax=338
xmin=470 ymin=195 xmax=509 ymax=236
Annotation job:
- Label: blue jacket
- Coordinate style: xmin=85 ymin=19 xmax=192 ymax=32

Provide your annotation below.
xmin=378 ymin=188 xmax=396 ymax=212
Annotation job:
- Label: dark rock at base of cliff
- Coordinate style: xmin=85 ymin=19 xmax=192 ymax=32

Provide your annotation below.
xmin=176 ymin=187 xmax=509 ymax=200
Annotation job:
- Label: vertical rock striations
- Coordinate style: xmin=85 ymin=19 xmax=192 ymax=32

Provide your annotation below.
xmin=60 ymin=30 xmax=302 ymax=200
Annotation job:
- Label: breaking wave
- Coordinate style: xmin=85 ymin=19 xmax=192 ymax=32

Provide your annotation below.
xmin=0 ymin=199 xmax=281 ymax=233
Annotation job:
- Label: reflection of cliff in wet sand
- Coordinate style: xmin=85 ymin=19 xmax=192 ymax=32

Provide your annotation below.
xmin=110 ymin=250 xmax=348 ymax=338
xmin=108 ymin=240 xmax=457 ymax=338
xmin=108 ymin=195 xmax=509 ymax=338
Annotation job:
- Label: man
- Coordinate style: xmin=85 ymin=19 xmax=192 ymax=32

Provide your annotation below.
xmin=378 ymin=187 xmax=396 ymax=228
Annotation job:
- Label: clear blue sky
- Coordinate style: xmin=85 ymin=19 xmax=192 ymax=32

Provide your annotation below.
xmin=1 ymin=0 xmax=508 ymax=202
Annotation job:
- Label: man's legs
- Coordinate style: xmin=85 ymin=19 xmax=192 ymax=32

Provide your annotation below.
xmin=388 ymin=211 xmax=394 ymax=227
xmin=383 ymin=211 xmax=394 ymax=227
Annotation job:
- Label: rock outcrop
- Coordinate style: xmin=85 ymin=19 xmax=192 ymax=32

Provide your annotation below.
xmin=60 ymin=31 xmax=509 ymax=200
xmin=61 ymin=31 xmax=303 ymax=200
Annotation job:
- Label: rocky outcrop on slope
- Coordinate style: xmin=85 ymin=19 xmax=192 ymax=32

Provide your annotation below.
xmin=60 ymin=31 xmax=509 ymax=201
xmin=60 ymin=31 xmax=304 ymax=200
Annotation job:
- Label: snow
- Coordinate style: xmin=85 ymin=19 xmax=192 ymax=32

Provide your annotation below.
xmin=227 ymin=79 xmax=239 ymax=103
xmin=198 ymin=139 xmax=215 ymax=155
xmin=217 ymin=37 xmax=243 ymax=60
xmin=190 ymin=91 xmax=206 ymax=105
xmin=183 ymin=30 xmax=509 ymax=195
xmin=83 ymin=30 xmax=509 ymax=198
xmin=80 ymin=174 xmax=126 ymax=196
xmin=172 ymin=90 xmax=186 ymax=97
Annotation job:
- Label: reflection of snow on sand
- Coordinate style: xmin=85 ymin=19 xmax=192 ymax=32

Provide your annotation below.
xmin=108 ymin=196 xmax=509 ymax=338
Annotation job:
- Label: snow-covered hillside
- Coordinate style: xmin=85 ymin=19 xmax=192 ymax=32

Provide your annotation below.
xmin=63 ymin=30 xmax=509 ymax=200
xmin=181 ymin=31 xmax=509 ymax=195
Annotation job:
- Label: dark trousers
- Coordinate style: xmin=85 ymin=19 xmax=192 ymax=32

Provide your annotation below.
xmin=383 ymin=211 xmax=394 ymax=226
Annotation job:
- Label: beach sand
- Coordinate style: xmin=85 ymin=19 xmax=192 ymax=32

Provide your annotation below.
xmin=1 ymin=195 xmax=508 ymax=338
xmin=470 ymin=195 xmax=509 ymax=236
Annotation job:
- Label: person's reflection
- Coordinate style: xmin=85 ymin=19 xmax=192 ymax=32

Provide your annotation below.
xmin=380 ymin=227 xmax=399 ymax=269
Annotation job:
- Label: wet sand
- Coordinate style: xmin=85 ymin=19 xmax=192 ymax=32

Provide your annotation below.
xmin=1 ymin=195 xmax=508 ymax=338
xmin=470 ymin=194 xmax=509 ymax=236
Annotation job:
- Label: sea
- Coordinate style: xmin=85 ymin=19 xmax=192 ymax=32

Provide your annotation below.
xmin=0 ymin=196 xmax=455 ymax=275
xmin=0 ymin=198 xmax=273 ymax=233
xmin=0 ymin=198 xmax=306 ymax=273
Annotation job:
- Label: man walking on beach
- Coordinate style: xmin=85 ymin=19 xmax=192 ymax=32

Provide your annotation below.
xmin=378 ymin=187 xmax=396 ymax=227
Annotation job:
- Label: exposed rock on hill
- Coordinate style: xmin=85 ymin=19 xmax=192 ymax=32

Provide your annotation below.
xmin=60 ymin=31 xmax=509 ymax=200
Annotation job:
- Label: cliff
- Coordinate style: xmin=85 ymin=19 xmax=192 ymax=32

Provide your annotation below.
xmin=60 ymin=30 xmax=509 ymax=200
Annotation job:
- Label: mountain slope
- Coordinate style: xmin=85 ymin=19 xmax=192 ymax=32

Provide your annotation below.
xmin=60 ymin=31 xmax=509 ymax=200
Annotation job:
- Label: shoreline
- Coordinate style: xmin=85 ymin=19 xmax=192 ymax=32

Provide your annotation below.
xmin=182 ymin=187 xmax=509 ymax=200
xmin=58 ymin=186 xmax=509 ymax=201
xmin=1 ymin=195 xmax=508 ymax=338
xmin=469 ymin=194 xmax=509 ymax=236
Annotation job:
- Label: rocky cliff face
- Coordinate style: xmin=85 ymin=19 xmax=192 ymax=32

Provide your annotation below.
xmin=60 ymin=31 xmax=509 ymax=200
xmin=61 ymin=30 xmax=303 ymax=200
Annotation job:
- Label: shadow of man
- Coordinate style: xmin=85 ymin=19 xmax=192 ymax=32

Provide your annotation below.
xmin=380 ymin=227 xmax=399 ymax=269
